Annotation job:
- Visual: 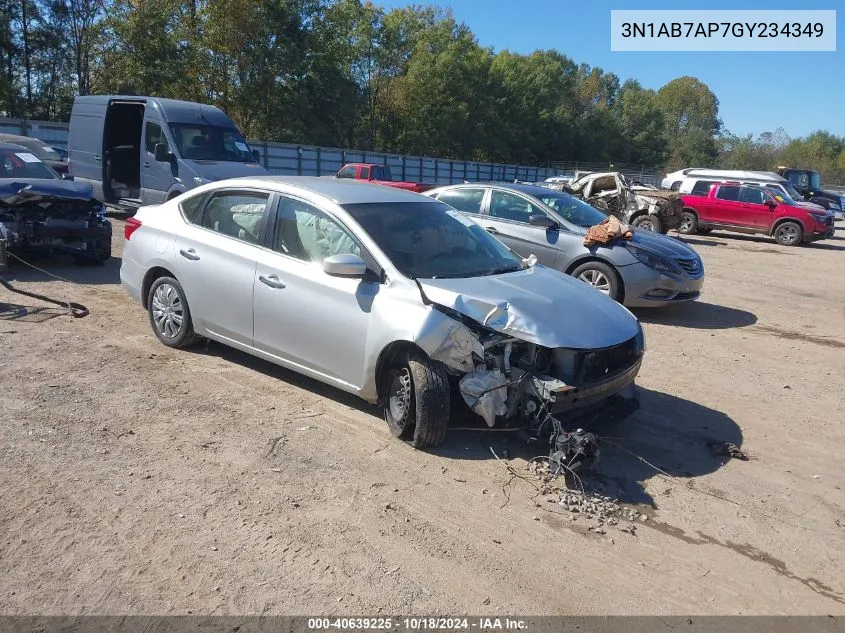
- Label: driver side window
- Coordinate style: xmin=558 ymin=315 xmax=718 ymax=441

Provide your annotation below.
xmin=273 ymin=196 xmax=361 ymax=263
xmin=489 ymin=190 xmax=544 ymax=223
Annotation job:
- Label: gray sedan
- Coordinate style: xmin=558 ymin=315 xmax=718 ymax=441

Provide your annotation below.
xmin=426 ymin=183 xmax=704 ymax=307
xmin=121 ymin=177 xmax=644 ymax=449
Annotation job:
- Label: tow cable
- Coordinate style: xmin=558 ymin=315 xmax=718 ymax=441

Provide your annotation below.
xmin=0 ymin=241 xmax=90 ymax=318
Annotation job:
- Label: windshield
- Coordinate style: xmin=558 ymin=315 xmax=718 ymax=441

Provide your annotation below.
xmin=168 ymin=124 xmax=256 ymax=162
xmin=536 ymin=191 xmax=608 ymax=227
xmin=342 ymin=201 xmax=526 ymax=279
xmin=781 ymin=183 xmax=803 ymax=200
xmin=0 ymin=148 xmax=58 ymax=179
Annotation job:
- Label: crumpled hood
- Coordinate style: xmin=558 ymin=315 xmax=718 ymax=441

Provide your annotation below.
xmin=184 ymin=159 xmax=269 ymax=181
xmin=0 ymin=178 xmax=94 ymax=204
xmin=417 ymin=265 xmax=641 ymax=349
xmin=627 ymin=229 xmax=699 ymax=260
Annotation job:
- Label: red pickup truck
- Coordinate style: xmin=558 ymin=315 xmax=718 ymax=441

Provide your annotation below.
xmin=335 ymin=163 xmax=436 ymax=193
xmin=679 ymin=182 xmax=834 ymax=246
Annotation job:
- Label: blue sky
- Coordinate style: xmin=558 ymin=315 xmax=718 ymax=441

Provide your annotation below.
xmin=372 ymin=0 xmax=844 ymax=139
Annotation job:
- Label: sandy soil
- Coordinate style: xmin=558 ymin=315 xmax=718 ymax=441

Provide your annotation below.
xmin=1 ymin=220 xmax=843 ymax=615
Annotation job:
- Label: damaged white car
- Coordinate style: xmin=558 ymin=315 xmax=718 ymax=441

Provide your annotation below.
xmin=121 ymin=177 xmax=645 ymax=449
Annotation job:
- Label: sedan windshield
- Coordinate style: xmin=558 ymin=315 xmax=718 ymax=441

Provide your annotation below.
xmin=0 ymin=148 xmax=58 ymax=179
xmin=535 ymin=191 xmax=607 ymax=227
xmin=168 ymin=124 xmax=256 ymax=163
xmin=342 ymin=201 xmax=526 ymax=279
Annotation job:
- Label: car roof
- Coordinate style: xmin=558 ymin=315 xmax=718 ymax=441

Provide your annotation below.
xmin=0 ymin=134 xmax=45 ymax=146
xmin=214 ymin=176 xmax=434 ymax=204
xmin=434 ymin=181 xmax=560 ymax=198
xmin=0 ymin=141 xmax=36 ymax=151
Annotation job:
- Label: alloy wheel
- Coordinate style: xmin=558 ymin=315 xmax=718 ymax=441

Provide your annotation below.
xmin=578 ymin=269 xmax=611 ymax=294
xmin=151 ymin=283 xmax=184 ymax=339
xmin=776 ymin=224 xmax=799 ymax=245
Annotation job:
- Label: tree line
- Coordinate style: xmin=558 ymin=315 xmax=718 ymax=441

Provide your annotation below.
xmin=2 ymin=0 xmax=844 ymax=183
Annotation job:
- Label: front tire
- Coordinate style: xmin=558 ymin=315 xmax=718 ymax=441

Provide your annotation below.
xmin=147 ymin=276 xmax=202 ymax=348
xmin=631 ymin=214 xmax=662 ymax=233
xmin=679 ymin=210 xmax=698 ymax=235
xmin=571 ymin=261 xmax=622 ymax=303
xmin=774 ymin=221 xmax=803 ymax=246
xmin=383 ymin=351 xmax=450 ymax=449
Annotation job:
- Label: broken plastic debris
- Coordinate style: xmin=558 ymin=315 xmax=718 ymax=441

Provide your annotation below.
xmin=428 ymin=322 xmax=484 ymax=372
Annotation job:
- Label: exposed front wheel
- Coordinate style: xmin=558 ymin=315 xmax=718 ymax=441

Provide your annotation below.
xmin=571 ymin=261 xmax=622 ymax=303
xmin=147 ymin=276 xmax=202 ymax=348
xmin=774 ymin=221 xmax=803 ymax=246
xmin=383 ymin=351 xmax=450 ymax=449
xmin=679 ymin=210 xmax=698 ymax=235
xmin=631 ymin=214 xmax=662 ymax=233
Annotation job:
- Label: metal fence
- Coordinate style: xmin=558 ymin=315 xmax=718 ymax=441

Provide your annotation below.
xmin=0 ymin=117 xmax=558 ymax=185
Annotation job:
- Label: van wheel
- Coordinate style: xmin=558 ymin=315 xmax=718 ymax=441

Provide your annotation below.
xmin=670 ymin=181 xmax=681 ymax=191
xmin=383 ymin=351 xmax=450 ymax=449
xmin=774 ymin=221 xmax=803 ymax=246
xmin=679 ymin=210 xmax=698 ymax=234
xmin=631 ymin=214 xmax=661 ymax=233
xmin=572 ymin=261 xmax=622 ymax=302
xmin=148 ymin=276 xmax=202 ymax=348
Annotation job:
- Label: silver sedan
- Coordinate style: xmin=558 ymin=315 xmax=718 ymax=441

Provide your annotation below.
xmin=426 ymin=183 xmax=704 ymax=307
xmin=121 ymin=177 xmax=645 ymax=448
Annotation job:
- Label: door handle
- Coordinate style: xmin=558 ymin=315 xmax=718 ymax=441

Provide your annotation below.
xmin=485 ymin=226 xmax=500 ymax=234
xmin=179 ymin=248 xmax=200 ymax=261
xmin=94 ymin=155 xmax=101 ymax=162
xmin=143 ymin=162 xmax=150 ymax=168
xmin=259 ymin=274 xmax=286 ymax=289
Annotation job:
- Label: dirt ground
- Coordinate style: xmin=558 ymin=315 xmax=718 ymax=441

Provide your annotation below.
xmin=1 ymin=219 xmax=844 ymax=615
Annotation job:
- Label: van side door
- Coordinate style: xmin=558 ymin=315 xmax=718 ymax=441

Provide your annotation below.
xmin=141 ymin=119 xmax=176 ymax=204
xmin=68 ymin=99 xmax=107 ymax=200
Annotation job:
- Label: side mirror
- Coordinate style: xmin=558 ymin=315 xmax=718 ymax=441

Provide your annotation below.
xmin=252 ymin=149 xmax=260 ymax=163
xmin=61 ymin=172 xmax=74 ymax=181
xmin=765 ymin=199 xmax=778 ymax=210
xmin=323 ymin=253 xmax=367 ymax=278
xmin=529 ymin=214 xmax=556 ymax=228
xmin=154 ymin=143 xmax=172 ymax=162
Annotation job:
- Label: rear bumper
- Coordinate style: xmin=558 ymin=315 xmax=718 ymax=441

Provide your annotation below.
xmin=119 ymin=255 xmax=144 ymax=304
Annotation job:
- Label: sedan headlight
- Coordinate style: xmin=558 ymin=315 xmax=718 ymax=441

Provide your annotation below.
xmin=627 ymin=245 xmax=682 ymax=274
xmin=828 ymin=201 xmax=841 ymax=211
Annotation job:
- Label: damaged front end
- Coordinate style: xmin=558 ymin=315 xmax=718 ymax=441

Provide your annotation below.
xmin=0 ymin=180 xmax=112 ymax=263
xmin=630 ymin=189 xmax=682 ymax=232
xmin=415 ymin=272 xmax=644 ymax=436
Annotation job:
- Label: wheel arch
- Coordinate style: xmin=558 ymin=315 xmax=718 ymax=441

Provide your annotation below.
xmin=770 ymin=217 xmax=807 ymax=238
xmin=141 ymin=266 xmax=178 ymax=309
xmin=374 ymin=340 xmax=429 ymax=404
xmin=564 ymin=256 xmax=626 ymax=304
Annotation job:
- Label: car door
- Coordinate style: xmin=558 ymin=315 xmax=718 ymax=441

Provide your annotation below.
xmin=738 ymin=187 xmax=774 ymax=231
xmin=172 ymin=188 xmax=272 ymax=346
xmin=253 ymin=194 xmax=376 ymax=389
xmin=709 ymin=185 xmax=745 ymax=227
xmin=478 ymin=189 xmax=561 ymax=266
xmin=141 ymin=120 xmax=175 ymax=204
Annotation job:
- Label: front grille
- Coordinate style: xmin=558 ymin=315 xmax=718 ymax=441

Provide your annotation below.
xmin=675 ymin=256 xmax=703 ymax=277
xmin=578 ymin=336 xmax=641 ymax=385
xmin=825 ymin=216 xmax=834 ymax=226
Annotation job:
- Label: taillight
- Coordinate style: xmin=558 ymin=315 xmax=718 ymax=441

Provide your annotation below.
xmin=125 ymin=216 xmax=142 ymax=240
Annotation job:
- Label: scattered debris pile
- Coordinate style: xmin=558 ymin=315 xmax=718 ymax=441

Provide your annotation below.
xmin=527 ymin=460 xmax=649 ymax=537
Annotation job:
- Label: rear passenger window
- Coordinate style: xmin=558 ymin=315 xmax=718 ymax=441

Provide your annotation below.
xmin=715 ymin=186 xmax=740 ymax=202
xmin=179 ymin=192 xmax=207 ymax=223
xmin=199 ymin=191 xmax=269 ymax=244
xmin=690 ymin=180 xmax=716 ymax=196
xmin=437 ymin=188 xmax=486 ymax=214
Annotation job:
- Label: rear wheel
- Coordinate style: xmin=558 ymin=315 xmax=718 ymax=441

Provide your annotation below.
xmin=670 ymin=181 xmax=681 ymax=191
xmin=774 ymin=221 xmax=803 ymax=246
xmin=571 ymin=261 xmax=622 ymax=303
xmin=147 ymin=276 xmax=202 ymax=348
xmin=383 ymin=350 xmax=450 ymax=449
xmin=679 ymin=210 xmax=698 ymax=235
xmin=631 ymin=214 xmax=661 ymax=233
